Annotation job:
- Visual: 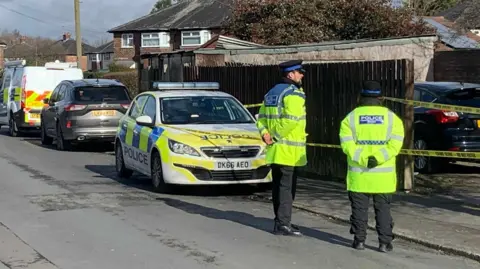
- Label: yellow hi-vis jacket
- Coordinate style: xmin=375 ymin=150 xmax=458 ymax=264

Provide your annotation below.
xmin=256 ymin=83 xmax=307 ymax=167
xmin=339 ymin=106 xmax=404 ymax=193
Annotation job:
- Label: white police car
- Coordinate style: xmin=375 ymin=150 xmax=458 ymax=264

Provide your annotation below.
xmin=114 ymin=82 xmax=272 ymax=192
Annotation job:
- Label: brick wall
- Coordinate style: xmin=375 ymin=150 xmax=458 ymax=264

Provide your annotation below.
xmin=0 ymin=46 xmax=4 ymax=69
xmin=64 ymin=55 xmax=88 ymax=71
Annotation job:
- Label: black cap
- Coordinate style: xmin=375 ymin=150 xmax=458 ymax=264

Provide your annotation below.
xmin=361 ymin=80 xmax=382 ymax=97
xmin=279 ymin=60 xmax=305 ymax=73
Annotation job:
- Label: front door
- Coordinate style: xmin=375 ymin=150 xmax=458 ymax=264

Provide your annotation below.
xmin=135 ymin=95 xmax=157 ymax=175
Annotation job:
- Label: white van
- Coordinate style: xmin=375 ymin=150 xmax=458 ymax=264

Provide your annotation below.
xmin=0 ymin=60 xmax=84 ymax=136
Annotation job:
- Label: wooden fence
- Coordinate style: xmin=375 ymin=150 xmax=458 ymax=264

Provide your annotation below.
xmin=184 ymin=60 xmax=415 ymax=190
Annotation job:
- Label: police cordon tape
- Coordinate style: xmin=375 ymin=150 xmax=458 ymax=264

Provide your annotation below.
xmin=243 ymin=97 xmax=480 ymax=114
xmin=306 ymin=143 xmax=480 ymax=159
xmin=160 ymin=124 xmax=480 ymax=159
xmin=240 ymin=97 xmax=480 ymax=159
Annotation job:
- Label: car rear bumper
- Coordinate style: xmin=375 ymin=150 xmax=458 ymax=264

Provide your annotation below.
xmin=63 ymin=127 xmax=117 ymax=142
xmin=13 ymin=109 xmax=41 ymax=130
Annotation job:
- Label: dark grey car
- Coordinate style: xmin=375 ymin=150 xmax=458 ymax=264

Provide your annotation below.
xmin=40 ymin=79 xmax=132 ymax=150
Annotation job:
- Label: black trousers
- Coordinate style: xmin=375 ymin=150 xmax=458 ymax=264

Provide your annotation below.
xmin=271 ymin=164 xmax=299 ymax=226
xmin=348 ymin=191 xmax=394 ymax=244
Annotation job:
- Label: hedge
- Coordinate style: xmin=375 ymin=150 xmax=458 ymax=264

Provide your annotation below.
xmin=102 ymin=71 xmax=138 ymax=98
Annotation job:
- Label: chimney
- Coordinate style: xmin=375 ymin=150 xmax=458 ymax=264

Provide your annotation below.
xmin=62 ymin=32 xmax=71 ymax=41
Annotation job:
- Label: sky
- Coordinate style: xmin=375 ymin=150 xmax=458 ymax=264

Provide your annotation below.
xmin=0 ymin=0 xmax=157 ymax=44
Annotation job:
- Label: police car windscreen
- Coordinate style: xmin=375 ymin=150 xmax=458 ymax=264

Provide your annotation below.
xmin=161 ymin=96 xmax=254 ymax=124
xmin=74 ymin=86 xmax=130 ymax=103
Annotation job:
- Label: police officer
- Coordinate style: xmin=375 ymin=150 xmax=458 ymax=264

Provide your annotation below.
xmin=338 ymin=80 xmax=404 ymax=252
xmin=256 ymin=60 xmax=307 ymax=236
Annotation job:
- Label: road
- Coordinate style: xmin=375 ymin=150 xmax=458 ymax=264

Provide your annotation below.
xmin=0 ymin=128 xmax=478 ymax=269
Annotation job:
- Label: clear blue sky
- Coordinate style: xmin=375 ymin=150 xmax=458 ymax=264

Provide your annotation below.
xmin=0 ymin=0 xmax=156 ymax=43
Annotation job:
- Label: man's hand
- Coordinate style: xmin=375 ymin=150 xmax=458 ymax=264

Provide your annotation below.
xmin=262 ymin=133 xmax=273 ymax=145
xmin=367 ymin=156 xmax=378 ymax=169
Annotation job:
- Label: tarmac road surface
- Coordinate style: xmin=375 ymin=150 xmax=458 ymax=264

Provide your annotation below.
xmin=0 ymin=129 xmax=478 ymax=269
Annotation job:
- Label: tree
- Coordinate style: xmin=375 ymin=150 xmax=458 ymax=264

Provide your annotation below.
xmin=226 ymin=0 xmax=436 ymax=46
xmin=150 ymin=0 xmax=173 ymax=14
xmin=406 ymin=0 xmax=458 ymax=16
xmin=451 ymin=0 xmax=480 ymax=30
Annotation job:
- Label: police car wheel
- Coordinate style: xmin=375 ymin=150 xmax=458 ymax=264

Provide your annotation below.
xmin=8 ymin=117 xmax=18 ymax=137
xmin=151 ymin=153 xmax=170 ymax=193
xmin=115 ymin=142 xmax=133 ymax=178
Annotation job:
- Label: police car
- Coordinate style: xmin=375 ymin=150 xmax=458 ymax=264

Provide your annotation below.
xmin=114 ymin=82 xmax=272 ymax=192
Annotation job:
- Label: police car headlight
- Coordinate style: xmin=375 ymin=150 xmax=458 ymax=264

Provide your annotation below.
xmin=168 ymin=139 xmax=201 ymax=157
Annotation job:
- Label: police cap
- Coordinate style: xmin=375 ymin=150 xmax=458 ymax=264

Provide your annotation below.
xmin=279 ymin=60 xmax=305 ymax=73
xmin=361 ymin=80 xmax=382 ymax=97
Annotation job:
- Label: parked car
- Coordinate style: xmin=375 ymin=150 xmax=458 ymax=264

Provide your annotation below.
xmin=40 ymin=79 xmax=132 ymax=150
xmin=0 ymin=60 xmax=83 ymax=137
xmin=413 ymin=81 xmax=480 ymax=173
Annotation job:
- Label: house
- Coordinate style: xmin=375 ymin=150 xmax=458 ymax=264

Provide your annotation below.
xmin=422 ymin=16 xmax=480 ymax=50
xmin=0 ymin=40 xmax=6 ymax=69
xmin=40 ymin=32 xmax=96 ymax=71
xmin=107 ymin=0 xmax=232 ymax=67
xmin=85 ymin=41 xmax=114 ymax=71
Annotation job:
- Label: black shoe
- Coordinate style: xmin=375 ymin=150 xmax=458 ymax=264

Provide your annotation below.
xmin=378 ymin=242 xmax=393 ymax=252
xmin=273 ymin=224 xmax=302 ymax=236
xmin=291 ymin=224 xmax=300 ymax=231
xmin=352 ymin=240 xmax=365 ymax=250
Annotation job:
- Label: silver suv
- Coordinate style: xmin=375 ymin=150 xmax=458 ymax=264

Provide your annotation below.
xmin=40 ymin=79 xmax=131 ymax=150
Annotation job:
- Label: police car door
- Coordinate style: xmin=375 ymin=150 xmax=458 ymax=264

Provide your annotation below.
xmin=135 ymin=95 xmax=157 ymax=175
xmin=122 ymin=94 xmax=148 ymax=171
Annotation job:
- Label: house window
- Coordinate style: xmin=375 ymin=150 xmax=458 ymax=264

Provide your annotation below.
xmin=181 ymin=30 xmax=211 ymax=46
xmin=103 ymin=53 xmax=111 ymax=61
xmin=141 ymin=32 xmax=170 ymax=47
xmin=121 ymin=33 xmax=134 ymax=48
xmin=89 ymin=54 xmax=97 ymax=61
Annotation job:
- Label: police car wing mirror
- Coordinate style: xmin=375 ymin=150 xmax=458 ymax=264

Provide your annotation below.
xmin=136 ymin=115 xmax=154 ymax=127
xmin=43 ymin=98 xmax=49 ymax=104
xmin=255 ymin=114 xmax=259 ymax=120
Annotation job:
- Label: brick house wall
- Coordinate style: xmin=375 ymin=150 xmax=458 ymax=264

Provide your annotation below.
xmin=0 ymin=46 xmax=4 ymax=69
xmin=64 ymin=55 xmax=88 ymax=71
xmin=112 ymin=28 xmax=223 ymax=61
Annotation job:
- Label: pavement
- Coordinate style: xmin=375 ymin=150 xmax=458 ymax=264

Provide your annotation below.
xmin=0 ymin=129 xmax=478 ymax=268
xmin=250 ymin=170 xmax=480 ymax=262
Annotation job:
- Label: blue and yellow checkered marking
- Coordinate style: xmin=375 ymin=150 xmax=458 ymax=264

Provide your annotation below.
xmin=119 ymin=118 xmax=165 ymax=153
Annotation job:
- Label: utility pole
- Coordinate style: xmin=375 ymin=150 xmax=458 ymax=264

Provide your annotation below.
xmin=74 ymin=0 xmax=82 ymax=69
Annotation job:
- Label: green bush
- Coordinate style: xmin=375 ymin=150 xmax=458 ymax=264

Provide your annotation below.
xmin=83 ymin=71 xmax=104 ymax=79
xmin=103 ymin=71 xmax=138 ymax=98
xmin=108 ymin=62 xmax=133 ymax=73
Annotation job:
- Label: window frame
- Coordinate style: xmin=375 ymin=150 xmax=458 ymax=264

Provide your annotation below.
xmin=141 ymin=32 xmax=170 ymax=48
xmin=129 ymin=94 xmax=149 ymax=119
xmin=140 ymin=95 xmax=158 ymax=123
xmin=181 ymin=30 xmax=211 ymax=47
xmin=103 ymin=53 xmax=111 ymax=61
xmin=121 ymin=33 xmax=134 ymax=48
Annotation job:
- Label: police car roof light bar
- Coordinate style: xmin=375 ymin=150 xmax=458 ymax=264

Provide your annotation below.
xmin=4 ymin=60 xmax=27 ymax=67
xmin=152 ymin=82 xmax=220 ymax=90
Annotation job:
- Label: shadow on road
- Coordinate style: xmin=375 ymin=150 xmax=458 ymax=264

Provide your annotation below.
xmin=85 ymin=164 xmax=264 ymax=197
xmin=156 ymin=197 xmax=360 ymax=249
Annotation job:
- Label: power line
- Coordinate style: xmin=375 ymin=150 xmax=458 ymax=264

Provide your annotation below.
xmin=0 ymin=3 xmax=107 ymax=38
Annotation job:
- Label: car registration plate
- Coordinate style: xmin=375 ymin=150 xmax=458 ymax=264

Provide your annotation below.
xmin=215 ymin=160 xmax=251 ymax=170
xmin=93 ymin=110 xmax=116 ymax=116
xmin=29 ymin=113 xmax=40 ymax=119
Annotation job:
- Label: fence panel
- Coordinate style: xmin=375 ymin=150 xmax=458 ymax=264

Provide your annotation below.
xmin=184 ymin=60 xmax=410 ymax=186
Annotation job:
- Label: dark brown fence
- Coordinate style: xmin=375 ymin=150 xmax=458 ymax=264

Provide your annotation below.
xmin=184 ymin=60 xmax=414 ymax=189
xmin=434 ymin=50 xmax=480 ymax=83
